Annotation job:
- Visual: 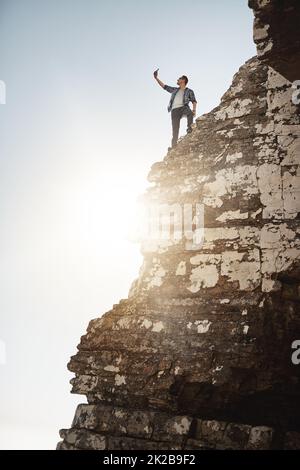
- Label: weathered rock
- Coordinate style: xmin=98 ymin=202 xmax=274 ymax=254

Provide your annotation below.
xmin=57 ymin=0 xmax=300 ymax=450
xmin=249 ymin=0 xmax=300 ymax=81
xmin=247 ymin=426 xmax=274 ymax=450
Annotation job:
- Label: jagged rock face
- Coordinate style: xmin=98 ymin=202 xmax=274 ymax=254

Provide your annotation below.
xmin=249 ymin=0 xmax=300 ymax=81
xmin=58 ymin=1 xmax=300 ymax=450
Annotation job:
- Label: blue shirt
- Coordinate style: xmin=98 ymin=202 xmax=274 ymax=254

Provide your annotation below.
xmin=163 ymin=84 xmax=197 ymax=113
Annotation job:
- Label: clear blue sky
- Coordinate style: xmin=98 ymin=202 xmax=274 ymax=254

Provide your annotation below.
xmin=0 ymin=0 xmax=255 ymax=449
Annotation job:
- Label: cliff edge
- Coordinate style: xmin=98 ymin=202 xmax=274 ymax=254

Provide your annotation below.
xmin=57 ymin=0 xmax=300 ymax=450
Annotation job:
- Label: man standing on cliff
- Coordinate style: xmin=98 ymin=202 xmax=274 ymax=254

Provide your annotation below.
xmin=153 ymin=69 xmax=197 ymax=150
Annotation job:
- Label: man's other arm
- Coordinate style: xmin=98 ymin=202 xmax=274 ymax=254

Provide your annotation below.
xmin=190 ymin=89 xmax=197 ymax=116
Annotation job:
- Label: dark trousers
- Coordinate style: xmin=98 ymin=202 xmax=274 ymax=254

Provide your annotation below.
xmin=171 ymin=104 xmax=193 ymax=147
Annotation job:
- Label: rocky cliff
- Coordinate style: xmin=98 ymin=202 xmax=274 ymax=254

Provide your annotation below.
xmin=57 ymin=0 xmax=300 ymax=450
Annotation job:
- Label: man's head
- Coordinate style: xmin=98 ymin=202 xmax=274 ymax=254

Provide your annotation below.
xmin=177 ymin=75 xmax=188 ymax=87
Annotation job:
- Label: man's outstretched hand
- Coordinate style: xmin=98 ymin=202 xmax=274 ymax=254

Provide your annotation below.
xmin=154 ymin=69 xmax=165 ymax=89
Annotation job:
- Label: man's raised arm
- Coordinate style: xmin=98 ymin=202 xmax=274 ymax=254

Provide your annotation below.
xmin=153 ymin=69 xmax=165 ymax=89
xmin=153 ymin=70 xmax=178 ymax=93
